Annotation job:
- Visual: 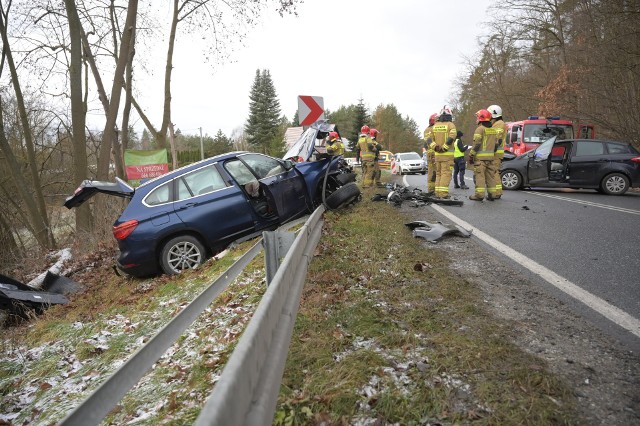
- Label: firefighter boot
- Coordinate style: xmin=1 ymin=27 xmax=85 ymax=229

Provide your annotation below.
xmin=469 ymin=193 xmax=484 ymax=201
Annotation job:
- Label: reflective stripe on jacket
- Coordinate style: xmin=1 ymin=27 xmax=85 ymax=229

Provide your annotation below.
xmin=429 ymin=122 xmax=456 ymax=161
xmin=492 ymin=119 xmax=506 ymax=159
xmin=471 ymin=126 xmax=497 ymax=160
xmin=357 ymin=136 xmax=375 ymax=161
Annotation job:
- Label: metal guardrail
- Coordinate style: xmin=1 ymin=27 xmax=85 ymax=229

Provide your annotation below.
xmin=58 ymin=207 xmax=325 ymax=425
xmin=195 ymin=205 xmax=325 ymax=425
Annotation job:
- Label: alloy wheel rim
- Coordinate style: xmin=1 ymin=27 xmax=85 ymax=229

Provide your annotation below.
xmin=167 ymin=241 xmax=202 ymax=273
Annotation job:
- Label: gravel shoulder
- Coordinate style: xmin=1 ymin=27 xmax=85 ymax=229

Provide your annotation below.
xmin=399 ymin=203 xmax=640 ymax=425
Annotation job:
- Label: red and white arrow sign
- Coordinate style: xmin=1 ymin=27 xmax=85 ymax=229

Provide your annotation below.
xmin=298 ymin=95 xmax=325 ymax=126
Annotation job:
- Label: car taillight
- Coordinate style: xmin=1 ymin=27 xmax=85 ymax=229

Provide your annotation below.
xmin=631 ymin=156 xmax=640 ymax=164
xmin=113 ymin=220 xmax=138 ymax=240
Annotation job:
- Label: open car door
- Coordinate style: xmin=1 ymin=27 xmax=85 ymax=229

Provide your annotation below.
xmin=64 ymin=176 xmax=134 ymax=208
xmin=527 ymin=136 xmax=557 ymax=185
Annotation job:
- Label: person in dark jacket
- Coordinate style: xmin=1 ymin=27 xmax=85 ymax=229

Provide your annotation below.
xmin=452 ymin=130 xmax=470 ymax=189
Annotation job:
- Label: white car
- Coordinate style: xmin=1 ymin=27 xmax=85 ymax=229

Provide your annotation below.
xmin=394 ymin=152 xmax=427 ymax=175
xmin=345 ymin=157 xmax=361 ymax=167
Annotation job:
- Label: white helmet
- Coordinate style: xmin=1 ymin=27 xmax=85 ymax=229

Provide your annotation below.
xmin=488 ymin=104 xmax=502 ymax=118
xmin=439 ymin=105 xmax=453 ymax=116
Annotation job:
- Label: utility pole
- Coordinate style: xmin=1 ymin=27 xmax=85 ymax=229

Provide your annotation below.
xmin=200 ymin=127 xmax=204 ymax=160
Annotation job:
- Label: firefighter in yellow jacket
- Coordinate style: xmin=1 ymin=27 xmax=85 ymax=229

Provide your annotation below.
xmin=355 ymin=125 xmax=376 ymax=188
xmin=326 ymin=131 xmax=345 ymax=156
xmin=469 ymin=109 xmax=498 ymax=201
xmin=422 ymin=113 xmax=438 ymax=195
xmin=488 ymin=104 xmax=506 ymax=199
xmin=369 ymin=128 xmax=384 ymax=187
xmin=428 ymin=106 xmax=457 ymax=199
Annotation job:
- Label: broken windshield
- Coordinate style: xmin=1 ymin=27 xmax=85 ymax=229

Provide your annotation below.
xmin=523 ymin=124 xmax=573 ymax=143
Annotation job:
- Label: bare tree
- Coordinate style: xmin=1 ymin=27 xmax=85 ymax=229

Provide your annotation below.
xmin=0 ymin=0 xmax=55 ymax=249
xmin=132 ymin=0 xmax=300 ymax=150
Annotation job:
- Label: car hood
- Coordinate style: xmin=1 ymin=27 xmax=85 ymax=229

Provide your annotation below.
xmin=64 ymin=176 xmax=134 ymax=208
xmin=283 ymin=119 xmax=336 ymax=162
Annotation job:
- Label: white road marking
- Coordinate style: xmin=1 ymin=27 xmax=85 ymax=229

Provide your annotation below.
xmin=528 ymin=191 xmax=640 ymax=215
xmin=429 ymin=203 xmax=640 ymax=339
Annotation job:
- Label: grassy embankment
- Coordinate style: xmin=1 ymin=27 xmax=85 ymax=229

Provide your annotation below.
xmin=276 ymin=192 xmax=579 ymax=425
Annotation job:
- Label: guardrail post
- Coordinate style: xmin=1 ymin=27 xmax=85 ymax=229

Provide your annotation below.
xmin=263 ymin=231 xmax=295 ymax=285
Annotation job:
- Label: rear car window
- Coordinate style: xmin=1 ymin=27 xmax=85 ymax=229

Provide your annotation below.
xmin=176 ymin=165 xmax=226 ymax=201
xmin=606 ymin=142 xmax=636 ymax=154
xmin=575 ymin=141 xmax=604 ymax=156
xmin=145 ymin=182 xmax=171 ymax=206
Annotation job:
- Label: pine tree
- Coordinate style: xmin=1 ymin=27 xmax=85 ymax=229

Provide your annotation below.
xmin=354 ymin=97 xmax=370 ymax=137
xmin=245 ymin=69 xmax=282 ymax=154
xmin=210 ymin=129 xmax=233 ymax=156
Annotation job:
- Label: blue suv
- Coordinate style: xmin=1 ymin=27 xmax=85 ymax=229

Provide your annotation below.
xmin=65 ymin=121 xmax=360 ymax=277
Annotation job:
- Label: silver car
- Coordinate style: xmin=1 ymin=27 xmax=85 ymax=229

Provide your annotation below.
xmin=394 ymin=152 xmax=427 ymax=175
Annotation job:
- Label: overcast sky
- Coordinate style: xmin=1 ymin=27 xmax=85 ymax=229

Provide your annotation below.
xmin=131 ymin=0 xmax=493 ymax=139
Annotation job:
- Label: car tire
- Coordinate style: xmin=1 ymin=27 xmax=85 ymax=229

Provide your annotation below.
xmin=325 ymin=182 xmax=361 ymax=210
xmin=600 ymin=173 xmax=629 ymax=195
xmin=336 ymin=172 xmax=357 ymax=185
xmin=421 ymin=170 xmax=427 ymax=175
xmin=501 ymin=170 xmax=522 ymax=190
xmin=160 ymin=235 xmax=206 ymax=275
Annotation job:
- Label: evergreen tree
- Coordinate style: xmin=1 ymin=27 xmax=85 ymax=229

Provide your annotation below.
xmin=210 ymin=129 xmax=233 ymax=156
xmin=291 ymin=110 xmax=300 ymax=127
xmin=354 ymin=97 xmax=370 ymax=141
xmin=330 ymin=105 xmax=358 ymax=149
xmin=245 ymin=69 xmax=282 ymax=154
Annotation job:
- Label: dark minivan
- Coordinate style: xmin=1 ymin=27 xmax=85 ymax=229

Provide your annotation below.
xmin=500 ymin=136 xmax=640 ymax=195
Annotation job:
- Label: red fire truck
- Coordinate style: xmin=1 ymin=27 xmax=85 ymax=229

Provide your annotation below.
xmin=505 ymin=116 xmax=596 ymax=156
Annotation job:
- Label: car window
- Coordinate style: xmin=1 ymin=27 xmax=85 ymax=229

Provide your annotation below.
xmin=225 ymin=159 xmax=257 ymax=186
xmin=533 ymin=136 xmax=556 ymax=160
xmin=145 ymin=182 xmax=171 ymax=206
xmin=240 ymin=154 xmax=286 ymax=179
xmin=399 ymin=153 xmax=420 ymax=161
xmin=176 ymin=165 xmax=226 ymax=201
xmin=606 ymin=142 xmax=635 ymax=154
xmin=575 ymin=141 xmax=604 ymax=156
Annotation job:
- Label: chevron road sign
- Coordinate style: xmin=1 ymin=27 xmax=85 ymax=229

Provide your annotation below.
xmin=298 ymin=95 xmax=324 ymax=126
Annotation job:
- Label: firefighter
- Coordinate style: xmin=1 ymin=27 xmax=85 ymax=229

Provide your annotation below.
xmin=488 ymin=104 xmax=506 ymax=199
xmin=370 ymin=128 xmax=384 ymax=187
xmin=326 ymin=131 xmax=345 ymax=156
xmin=452 ymin=130 xmax=469 ymax=189
xmin=423 ymin=113 xmax=438 ymax=195
xmin=428 ymin=106 xmax=457 ymax=199
xmin=469 ymin=109 xmax=498 ymax=201
xmin=355 ymin=125 xmax=376 ymax=188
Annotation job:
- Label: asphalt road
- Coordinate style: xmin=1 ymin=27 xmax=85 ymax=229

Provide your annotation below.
xmin=402 ymin=172 xmax=640 ymax=351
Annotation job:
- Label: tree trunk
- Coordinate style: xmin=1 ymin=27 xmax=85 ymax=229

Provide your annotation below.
xmin=119 ymin=19 xmax=136 ymax=178
xmin=96 ymin=0 xmax=139 ymax=181
xmin=64 ymin=0 xmax=92 ymax=234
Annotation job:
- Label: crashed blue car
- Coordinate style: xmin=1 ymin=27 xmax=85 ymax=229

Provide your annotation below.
xmin=65 ymin=121 xmax=360 ymax=277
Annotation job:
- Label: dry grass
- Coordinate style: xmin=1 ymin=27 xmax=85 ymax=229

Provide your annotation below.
xmin=277 ymin=192 xmax=578 ymax=425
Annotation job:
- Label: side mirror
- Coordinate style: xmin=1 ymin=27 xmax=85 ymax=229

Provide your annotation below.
xmin=283 ymin=159 xmax=295 ymax=170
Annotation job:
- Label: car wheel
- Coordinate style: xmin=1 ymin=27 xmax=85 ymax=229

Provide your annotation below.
xmin=421 ymin=170 xmax=427 ymax=175
xmin=160 ymin=235 xmax=206 ymax=275
xmin=325 ymin=182 xmax=361 ymax=210
xmin=336 ymin=172 xmax=357 ymax=185
xmin=501 ymin=170 xmax=522 ymax=190
xmin=600 ymin=173 xmax=629 ymax=195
